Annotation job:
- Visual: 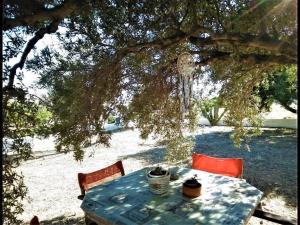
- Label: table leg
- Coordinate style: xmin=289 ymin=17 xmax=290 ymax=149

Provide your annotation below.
xmin=85 ymin=215 xmax=97 ymax=225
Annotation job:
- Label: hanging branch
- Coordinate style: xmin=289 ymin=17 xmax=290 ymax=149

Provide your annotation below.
xmin=4 ymin=0 xmax=85 ymax=94
xmin=6 ymin=19 xmax=61 ymax=91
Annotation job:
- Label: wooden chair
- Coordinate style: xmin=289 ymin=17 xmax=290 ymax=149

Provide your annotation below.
xmin=30 ymin=216 xmax=40 ymax=225
xmin=77 ymin=160 xmax=125 ymax=200
xmin=191 ymin=152 xmax=296 ymax=225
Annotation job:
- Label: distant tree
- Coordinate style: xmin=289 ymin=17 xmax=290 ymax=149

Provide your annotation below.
xmin=197 ymin=97 xmax=228 ymax=126
xmin=254 ymin=65 xmax=297 ymax=113
xmin=107 ymin=114 xmax=116 ymax=124
xmin=2 ymin=1 xmax=297 ymax=223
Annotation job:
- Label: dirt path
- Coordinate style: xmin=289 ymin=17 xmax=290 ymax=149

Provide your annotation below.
xmin=17 ymin=126 xmax=297 ymax=224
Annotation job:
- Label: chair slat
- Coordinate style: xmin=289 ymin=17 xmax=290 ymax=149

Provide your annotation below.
xmin=78 ymin=160 xmax=125 ymax=199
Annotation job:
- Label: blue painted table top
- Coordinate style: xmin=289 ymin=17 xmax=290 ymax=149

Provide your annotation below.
xmin=81 ymin=167 xmax=263 ymax=225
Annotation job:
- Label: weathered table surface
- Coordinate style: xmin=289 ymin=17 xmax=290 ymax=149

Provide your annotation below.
xmin=81 ymin=167 xmax=263 ymax=225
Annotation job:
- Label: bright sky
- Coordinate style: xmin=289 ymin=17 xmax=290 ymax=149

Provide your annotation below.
xmin=5 ymin=27 xmax=67 ymax=98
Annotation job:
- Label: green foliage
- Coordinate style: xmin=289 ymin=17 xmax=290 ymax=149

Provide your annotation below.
xmin=2 ymin=88 xmax=54 ymax=224
xmin=33 ymin=105 xmax=53 ymax=136
xmin=165 ymin=136 xmax=195 ymax=163
xmin=2 ymin=96 xmax=52 ymax=224
xmin=107 ymin=115 xmax=115 ymax=124
xmin=197 ymin=97 xmax=227 ymax=126
xmin=219 ymin=65 xmax=267 ymax=147
xmin=2 ymin=1 xmax=297 ymax=222
xmin=3 ymin=165 xmax=28 ymax=225
xmin=254 ymin=65 xmax=297 ymax=113
xmin=150 ymin=166 xmax=167 ymax=176
xmin=4 ymin=0 xmax=297 ymax=155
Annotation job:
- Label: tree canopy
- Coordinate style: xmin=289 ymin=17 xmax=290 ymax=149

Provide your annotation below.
xmin=254 ymin=65 xmax=297 ymax=113
xmin=2 ymin=0 xmax=297 ymax=223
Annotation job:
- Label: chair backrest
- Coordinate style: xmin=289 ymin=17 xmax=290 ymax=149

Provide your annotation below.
xmin=78 ymin=160 xmax=125 ymax=197
xmin=30 ymin=216 xmax=40 ymax=225
xmin=192 ymin=153 xmax=243 ymax=178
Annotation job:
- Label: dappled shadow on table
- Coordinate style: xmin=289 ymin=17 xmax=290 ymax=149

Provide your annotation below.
xmin=121 ymin=128 xmax=297 ymax=207
xmin=81 ymin=168 xmax=261 ymax=225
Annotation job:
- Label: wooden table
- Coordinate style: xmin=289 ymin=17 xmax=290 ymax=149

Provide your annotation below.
xmin=81 ymin=167 xmax=263 ymax=225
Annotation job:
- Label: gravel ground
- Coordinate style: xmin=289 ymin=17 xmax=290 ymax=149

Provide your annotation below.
xmin=17 ymin=126 xmax=297 ymax=225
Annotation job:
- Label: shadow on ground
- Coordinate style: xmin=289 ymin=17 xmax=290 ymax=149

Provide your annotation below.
xmin=122 ymin=128 xmax=297 ymax=207
xmin=121 ymin=147 xmax=166 ymax=165
xmin=26 ymin=127 xmax=134 ymax=161
xmin=39 ymin=215 xmax=85 ymax=225
xmin=104 ymin=126 xmax=134 ymax=134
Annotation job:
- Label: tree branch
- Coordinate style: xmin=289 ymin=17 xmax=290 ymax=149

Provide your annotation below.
xmin=7 ymin=19 xmax=61 ymax=89
xmin=89 ymin=26 xmax=203 ymax=83
xmin=213 ymin=0 xmax=225 ymax=32
xmin=213 ymin=33 xmax=296 ymax=58
xmin=279 ymin=102 xmax=297 ymax=114
xmin=3 ymin=0 xmax=83 ymax=30
xmin=194 ymin=51 xmax=297 ymax=66
xmin=178 ymin=0 xmax=192 ymax=27
xmin=238 ymin=54 xmax=297 ymax=65
xmin=194 ymin=50 xmax=230 ymax=66
xmin=4 ymin=0 xmax=85 ymax=91
xmin=189 ymin=32 xmax=297 ymax=60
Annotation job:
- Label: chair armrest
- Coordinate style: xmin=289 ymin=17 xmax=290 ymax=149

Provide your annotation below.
xmin=78 ymin=194 xmax=85 ymax=200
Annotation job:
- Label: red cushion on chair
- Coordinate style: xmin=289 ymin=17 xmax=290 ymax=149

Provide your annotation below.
xmin=192 ymin=153 xmax=243 ymax=178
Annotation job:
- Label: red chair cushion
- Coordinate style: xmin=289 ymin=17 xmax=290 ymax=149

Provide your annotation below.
xmin=192 ymin=153 xmax=243 ymax=178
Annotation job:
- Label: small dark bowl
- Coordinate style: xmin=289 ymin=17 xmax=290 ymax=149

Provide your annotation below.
xmin=182 ymin=179 xmax=202 ymax=198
